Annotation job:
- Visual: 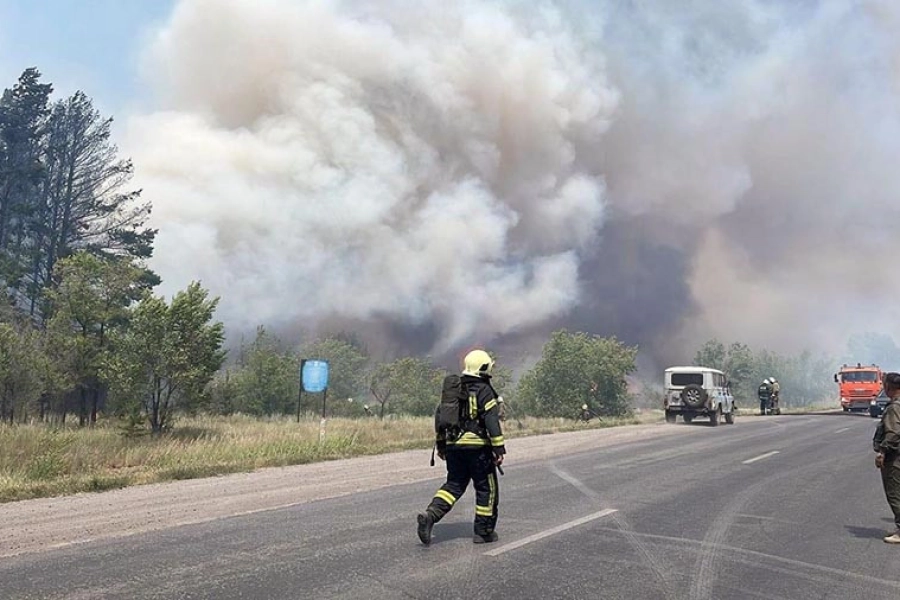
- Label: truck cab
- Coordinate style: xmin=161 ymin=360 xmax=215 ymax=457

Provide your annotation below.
xmin=834 ymin=363 xmax=883 ymax=412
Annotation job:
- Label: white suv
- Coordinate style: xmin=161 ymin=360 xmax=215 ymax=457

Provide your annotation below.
xmin=664 ymin=366 xmax=735 ymax=426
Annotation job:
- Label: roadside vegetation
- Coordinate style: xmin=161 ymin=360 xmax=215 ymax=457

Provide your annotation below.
xmin=0 ymin=413 xmax=656 ymax=503
xmin=693 ymin=339 xmax=838 ymax=409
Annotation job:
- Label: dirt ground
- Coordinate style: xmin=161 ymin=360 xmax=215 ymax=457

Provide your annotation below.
xmin=0 ymin=422 xmax=696 ymax=558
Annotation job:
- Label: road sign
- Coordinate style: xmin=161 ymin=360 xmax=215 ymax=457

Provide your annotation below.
xmin=302 ymin=360 xmax=329 ymax=393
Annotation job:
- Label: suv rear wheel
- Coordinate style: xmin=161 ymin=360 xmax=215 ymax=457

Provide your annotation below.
xmin=665 ymin=410 xmax=676 ymax=424
xmin=681 ymin=384 xmax=708 ymax=409
xmin=709 ymin=407 xmax=720 ymax=426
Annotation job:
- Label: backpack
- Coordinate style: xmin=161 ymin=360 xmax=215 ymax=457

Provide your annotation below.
xmin=437 ymin=374 xmax=470 ymax=440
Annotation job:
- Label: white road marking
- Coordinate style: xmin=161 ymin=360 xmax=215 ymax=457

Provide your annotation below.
xmin=742 ymin=451 xmax=780 ymax=465
xmin=483 ymin=508 xmax=618 ymax=557
xmin=548 ymin=462 xmax=601 ymax=501
xmin=591 ymin=527 xmax=900 ymax=592
xmin=834 ymin=427 xmax=850 ymax=433
xmin=733 ymin=513 xmax=798 ymax=525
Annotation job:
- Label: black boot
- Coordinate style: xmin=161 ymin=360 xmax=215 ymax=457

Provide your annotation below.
xmin=417 ymin=513 xmax=435 ymax=545
xmin=473 ymin=531 xmax=499 ymax=544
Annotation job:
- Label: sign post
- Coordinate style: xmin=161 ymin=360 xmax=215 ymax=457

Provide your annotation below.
xmin=296 ymin=359 xmax=307 ymax=423
xmin=320 ymin=388 xmax=328 ymax=442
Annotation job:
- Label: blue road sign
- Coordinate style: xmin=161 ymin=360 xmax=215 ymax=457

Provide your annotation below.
xmin=302 ymin=360 xmax=329 ymax=393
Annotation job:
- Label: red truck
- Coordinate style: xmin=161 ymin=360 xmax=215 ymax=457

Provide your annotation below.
xmin=834 ymin=363 xmax=883 ymax=412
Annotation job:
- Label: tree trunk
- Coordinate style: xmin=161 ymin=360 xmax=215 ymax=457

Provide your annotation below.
xmin=151 ymin=379 xmax=161 ymax=434
xmin=91 ymin=323 xmax=105 ymax=425
xmin=90 ymin=387 xmax=99 ymax=425
xmin=5 ymin=385 xmax=14 ymax=425
xmin=78 ymin=386 xmax=87 ymax=427
xmin=370 ymin=388 xmax=389 ymax=421
xmin=28 ymin=244 xmax=43 ymax=317
xmin=0 ymin=186 xmax=11 ymax=250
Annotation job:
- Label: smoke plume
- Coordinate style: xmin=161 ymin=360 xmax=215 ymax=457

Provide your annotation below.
xmin=126 ymin=0 xmax=900 ymax=365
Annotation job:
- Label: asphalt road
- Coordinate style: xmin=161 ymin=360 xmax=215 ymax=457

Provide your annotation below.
xmin=3 ymin=412 xmax=900 ymax=600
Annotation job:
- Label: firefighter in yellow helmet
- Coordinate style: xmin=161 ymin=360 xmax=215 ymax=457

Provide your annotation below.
xmin=417 ymin=349 xmax=506 ymax=545
xmin=770 ymin=377 xmax=781 ymax=414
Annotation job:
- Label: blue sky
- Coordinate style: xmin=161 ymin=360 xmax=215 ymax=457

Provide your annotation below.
xmin=0 ymin=0 xmax=175 ymax=114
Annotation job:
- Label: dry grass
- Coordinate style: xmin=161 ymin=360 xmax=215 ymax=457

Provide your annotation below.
xmin=0 ymin=412 xmax=658 ymax=503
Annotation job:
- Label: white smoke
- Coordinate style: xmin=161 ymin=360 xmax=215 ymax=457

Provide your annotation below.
xmin=127 ymin=0 xmax=900 ymax=361
xmin=127 ymin=0 xmax=616 ymax=352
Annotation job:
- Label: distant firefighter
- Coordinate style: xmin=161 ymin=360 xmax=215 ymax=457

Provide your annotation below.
xmin=579 ymin=404 xmax=600 ymax=422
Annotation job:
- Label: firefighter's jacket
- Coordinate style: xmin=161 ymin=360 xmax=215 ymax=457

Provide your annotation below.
xmin=435 ymin=374 xmax=506 ymax=455
xmin=875 ymin=398 xmax=900 ymax=465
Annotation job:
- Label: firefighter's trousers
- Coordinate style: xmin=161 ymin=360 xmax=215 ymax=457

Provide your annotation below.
xmin=426 ymin=447 xmax=499 ymax=536
xmin=882 ymin=459 xmax=900 ymax=530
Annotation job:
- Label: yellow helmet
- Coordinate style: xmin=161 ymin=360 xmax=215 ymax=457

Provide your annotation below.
xmin=463 ymin=349 xmax=494 ymax=377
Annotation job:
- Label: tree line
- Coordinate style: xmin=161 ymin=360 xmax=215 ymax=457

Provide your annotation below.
xmin=692 ymin=338 xmax=857 ymax=407
xmin=0 ymin=250 xmax=224 ymax=432
xmin=206 ymin=328 xmax=638 ymax=421
xmin=0 ymin=68 xmax=223 ymax=432
xmin=1 ymin=297 xmax=639 ymax=428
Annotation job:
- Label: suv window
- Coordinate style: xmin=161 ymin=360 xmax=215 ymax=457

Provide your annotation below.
xmin=671 ymin=373 xmax=703 ymax=386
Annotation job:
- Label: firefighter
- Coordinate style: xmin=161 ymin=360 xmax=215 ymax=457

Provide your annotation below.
xmin=417 ymin=349 xmax=506 ymax=545
xmin=758 ymin=378 xmax=774 ymax=415
xmin=579 ymin=404 xmax=600 ymax=422
xmin=874 ymin=372 xmax=900 ymax=544
xmin=580 ymin=404 xmax=592 ymax=421
xmin=770 ymin=377 xmax=781 ymax=413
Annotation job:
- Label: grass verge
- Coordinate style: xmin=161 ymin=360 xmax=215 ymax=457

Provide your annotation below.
xmin=0 ymin=412 xmax=661 ymax=503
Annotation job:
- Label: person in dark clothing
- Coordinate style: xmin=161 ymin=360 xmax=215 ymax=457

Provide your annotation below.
xmin=758 ymin=378 xmax=774 ymax=415
xmin=417 ymin=349 xmax=506 ymax=545
xmin=874 ymin=372 xmax=900 ymax=544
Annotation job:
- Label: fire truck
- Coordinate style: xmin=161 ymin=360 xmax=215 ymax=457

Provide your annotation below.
xmin=834 ymin=363 xmax=883 ymax=412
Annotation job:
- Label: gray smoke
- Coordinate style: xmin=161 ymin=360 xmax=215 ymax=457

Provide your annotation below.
xmin=126 ymin=0 xmax=900 ymax=365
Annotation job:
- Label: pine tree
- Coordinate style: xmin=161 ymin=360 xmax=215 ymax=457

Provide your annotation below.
xmin=26 ymin=91 xmax=157 ymax=319
xmin=0 ymin=68 xmax=53 ymax=302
